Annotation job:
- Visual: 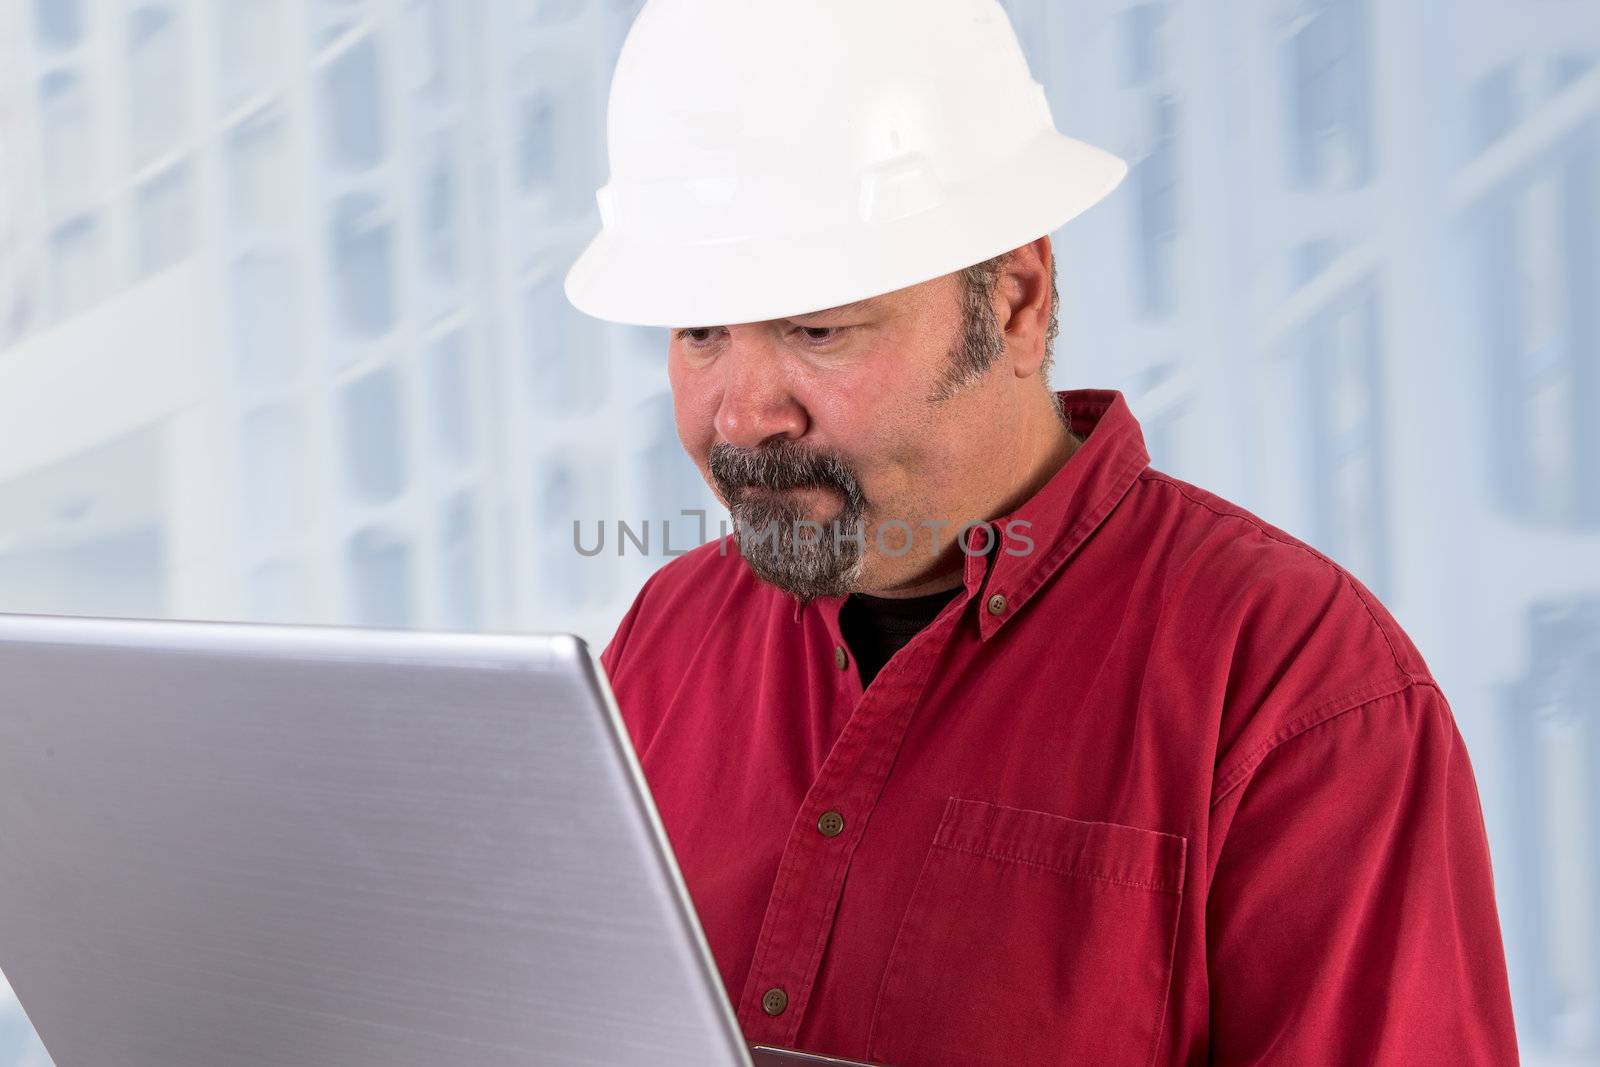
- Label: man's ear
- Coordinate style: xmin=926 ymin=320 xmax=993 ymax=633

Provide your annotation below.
xmin=1001 ymin=236 xmax=1053 ymax=380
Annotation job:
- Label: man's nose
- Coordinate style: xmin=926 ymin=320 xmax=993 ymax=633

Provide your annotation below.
xmin=712 ymin=336 xmax=807 ymax=450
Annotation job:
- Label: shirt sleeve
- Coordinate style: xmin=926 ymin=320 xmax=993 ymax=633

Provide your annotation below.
xmin=598 ymin=597 xmax=640 ymax=682
xmin=1205 ymin=680 xmax=1520 ymax=1064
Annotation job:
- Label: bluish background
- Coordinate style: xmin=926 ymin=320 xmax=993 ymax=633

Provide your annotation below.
xmin=1 ymin=1 xmax=1597 ymax=1063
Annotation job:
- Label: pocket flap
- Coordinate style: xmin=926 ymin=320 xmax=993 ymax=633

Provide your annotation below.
xmin=933 ymin=796 xmax=1186 ymax=893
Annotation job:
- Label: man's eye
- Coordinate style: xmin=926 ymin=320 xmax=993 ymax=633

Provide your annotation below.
xmin=675 ymin=325 xmax=845 ymax=346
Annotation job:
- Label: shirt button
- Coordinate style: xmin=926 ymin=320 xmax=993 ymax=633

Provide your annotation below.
xmin=817 ymin=810 xmax=845 ymax=837
xmin=833 ymin=644 xmax=848 ymax=670
xmin=762 ymin=987 xmax=788 ymax=1016
xmin=986 ymin=593 xmax=1008 ymax=615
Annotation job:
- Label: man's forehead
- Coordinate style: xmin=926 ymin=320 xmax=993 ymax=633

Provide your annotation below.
xmin=744 ymin=295 xmax=888 ymax=326
xmin=794 ymin=272 xmax=958 ymax=320
xmin=680 ymin=294 xmax=893 ymax=330
xmin=796 ymin=295 xmax=888 ymax=318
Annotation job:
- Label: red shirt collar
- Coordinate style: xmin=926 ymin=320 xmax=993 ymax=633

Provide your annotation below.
xmin=791 ymin=388 xmax=1151 ymax=639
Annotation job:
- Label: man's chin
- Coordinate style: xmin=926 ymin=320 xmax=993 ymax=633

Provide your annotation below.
xmin=730 ymin=533 xmax=865 ymax=601
xmin=743 ymin=562 xmax=864 ymax=602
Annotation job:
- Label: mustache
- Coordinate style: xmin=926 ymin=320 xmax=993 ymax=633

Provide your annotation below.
xmin=707 ymin=440 xmax=867 ymax=511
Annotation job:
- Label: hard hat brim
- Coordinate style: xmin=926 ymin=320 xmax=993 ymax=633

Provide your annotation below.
xmin=564 ymin=130 xmax=1128 ymax=329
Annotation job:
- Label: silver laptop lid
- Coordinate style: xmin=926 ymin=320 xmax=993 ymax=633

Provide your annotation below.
xmin=0 ymin=612 xmax=753 ymax=1067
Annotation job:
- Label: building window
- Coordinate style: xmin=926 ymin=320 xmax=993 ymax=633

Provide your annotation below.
xmin=1121 ymin=2 xmax=1166 ymax=83
xmin=538 ymin=462 xmax=589 ymax=609
xmin=33 ymin=0 xmax=84 ymax=50
xmin=645 ymin=391 xmax=711 ymax=534
xmin=522 ymin=277 xmax=599 ymax=413
xmin=134 ymin=163 xmax=193 ymax=278
xmin=1119 ymin=3 xmax=1180 ymax=321
xmin=438 ymin=491 xmax=481 ymax=630
xmin=230 ymin=252 xmax=303 ymax=390
xmin=217 ymin=0 xmax=286 ymax=106
xmin=402 ymin=0 xmax=453 ymax=100
xmin=1499 ymin=597 xmax=1600 ymax=1058
xmin=314 ymin=0 xmax=369 ymax=47
xmin=1478 ymin=161 xmax=1597 ymax=529
xmin=1284 ymin=0 xmax=1374 ymax=191
xmin=425 ymin=330 xmax=474 ymax=466
xmin=347 ymin=526 xmax=411 ymax=628
xmin=1469 ymin=64 xmax=1519 ymax=159
xmin=39 ymin=71 xmax=93 ymax=218
xmin=1288 ymin=276 xmax=1389 ymax=596
xmin=330 ymin=192 xmax=396 ymax=338
xmin=419 ymin=132 xmax=460 ymax=284
xmin=226 ymin=112 xmax=292 ymax=230
xmin=1127 ymin=362 xmax=1185 ymax=476
xmin=1551 ymin=53 xmax=1595 ymax=92
xmin=1134 ymin=93 xmax=1180 ymax=319
xmin=1515 ymin=175 xmax=1575 ymax=520
xmin=520 ymin=0 xmax=584 ymax=27
xmin=515 ymin=92 xmax=557 ymax=193
xmin=48 ymin=213 xmax=107 ymax=318
xmin=319 ymin=35 xmax=386 ymax=171
xmin=240 ymin=404 xmax=309 ymax=546
xmin=1141 ymin=403 xmax=1184 ymax=477
xmin=127 ymin=5 xmax=187 ymax=166
xmin=626 ymin=325 xmax=669 ymax=362
xmin=339 ymin=364 xmax=408 ymax=504
xmin=248 ymin=557 xmax=313 ymax=623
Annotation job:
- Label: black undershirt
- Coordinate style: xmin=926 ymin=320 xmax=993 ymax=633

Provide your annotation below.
xmin=838 ymin=584 xmax=964 ymax=688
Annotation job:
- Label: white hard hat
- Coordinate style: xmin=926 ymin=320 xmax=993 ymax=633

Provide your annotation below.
xmin=564 ymin=0 xmax=1128 ymax=329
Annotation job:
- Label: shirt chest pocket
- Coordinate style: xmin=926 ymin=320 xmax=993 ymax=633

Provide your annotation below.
xmin=866 ymin=797 xmax=1186 ymax=1067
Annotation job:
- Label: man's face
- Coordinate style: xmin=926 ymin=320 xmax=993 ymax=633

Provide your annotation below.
xmin=667 ymin=271 xmax=1028 ymax=601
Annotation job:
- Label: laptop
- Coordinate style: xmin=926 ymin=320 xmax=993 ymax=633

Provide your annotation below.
xmin=0 ymin=612 xmax=878 ymax=1067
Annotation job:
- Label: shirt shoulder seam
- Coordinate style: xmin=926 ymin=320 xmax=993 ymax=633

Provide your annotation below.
xmin=1137 ymin=471 xmax=1410 ymax=675
xmin=1210 ymin=673 xmax=1437 ymax=810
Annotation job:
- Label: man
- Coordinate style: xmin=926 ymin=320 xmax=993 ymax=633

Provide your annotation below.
xmin=565 ymin=2 xmax=1519 ymax=1064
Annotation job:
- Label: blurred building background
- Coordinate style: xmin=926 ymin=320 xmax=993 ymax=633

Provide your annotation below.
xmin=0 ymin=0 xmax=1596 ymax=1063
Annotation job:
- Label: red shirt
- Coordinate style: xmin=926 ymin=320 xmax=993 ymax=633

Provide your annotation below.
xmin=600 ymin=389 xmax=1519 ymax=1066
